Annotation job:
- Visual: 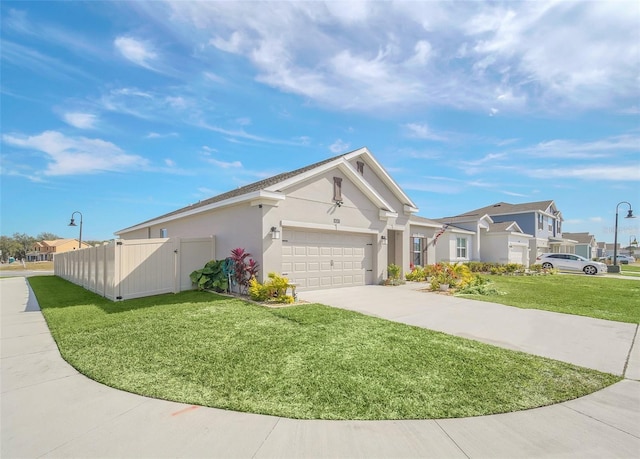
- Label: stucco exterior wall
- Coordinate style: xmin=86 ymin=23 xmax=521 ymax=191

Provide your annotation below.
xmin=118 ymin=204 xmax=263 ymax=277
xmin=116 ymin=158 xmax=416 ymax=287
xmin=265 ymin=169 xmax=398 ymax=283
xmin=434 ymin=233 xmax=473 ymax=263
xmin=481 ymin=233 xmax=530 ymax=265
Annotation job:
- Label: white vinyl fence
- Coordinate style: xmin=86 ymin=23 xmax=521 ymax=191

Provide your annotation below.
xmin=54 ymin=237 xmax=216 ymax=301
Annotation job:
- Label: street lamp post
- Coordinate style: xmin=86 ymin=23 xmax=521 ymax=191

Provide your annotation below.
xmin=68 ymin=211 xmax=83 ymax=249
xmin=611 ymin=202 xmax=634 ymax=273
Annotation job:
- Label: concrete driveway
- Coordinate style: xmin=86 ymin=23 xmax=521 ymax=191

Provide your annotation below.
xmin=2 ymin=277 xmax=639 ymax=458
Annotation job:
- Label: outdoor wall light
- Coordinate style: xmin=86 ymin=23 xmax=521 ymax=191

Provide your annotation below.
xmin=68 ymin=211 xmax=83 ymax=249
xmin=270 ymin=226 xmax=281 ymax=240
xmin=381 ymin=235 xmax=388 ymax=245
xmin=612 ymin=201 xmax=635 ymax=273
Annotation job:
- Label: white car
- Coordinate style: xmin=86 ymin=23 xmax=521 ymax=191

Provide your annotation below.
xmin=534 ymin=253 xmax=607 ymax=275
xmin=599 ymin=255 xmax=635 ymax=264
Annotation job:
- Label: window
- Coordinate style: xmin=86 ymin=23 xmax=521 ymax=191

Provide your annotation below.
xmin=538 ymin=214 xmax=544 ymax=230
xmin=412 ymin=237 xmax=423 ymax=266
xmin=160 ymin=228 xmax=168 ymax=238
xmin=456 ymin=237 xmax=467 ymax=258
xmin=356 ymin=161 xmax=365 ymax=175
xmin=333 ymin=177 xmax=343 ymax=201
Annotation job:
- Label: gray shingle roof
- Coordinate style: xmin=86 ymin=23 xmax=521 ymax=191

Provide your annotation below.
xmin=443 ymin=200 xmax=556 ymax=219
xmin=121 ymin=150 xmax=358 ymax=229
xmin=488 ymin=222 xmax=518 ymax=232
xmin=562 ymin=232 xmax=595 ymax=244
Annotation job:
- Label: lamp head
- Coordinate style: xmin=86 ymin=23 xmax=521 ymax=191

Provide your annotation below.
xmin=69 ymin=218 xmax=77 ymax=227
xmin=625 ymin=209 xmax=634 ymax=219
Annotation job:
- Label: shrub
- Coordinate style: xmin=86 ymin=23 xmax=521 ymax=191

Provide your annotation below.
xmin=190 ymin=259 xmax=229 ymax=292
xmin=248 ymin=273 xmax=294 ymax=304
xmin=505 ymin=263 xmax=525 ymax=274
xmin=455 ymin=276 xmax=504 ymax=296
xmin=387 ymin=263 xmax=401 ymax=280
xmin=405 ymin=265 xmax=426 ymax=282
xmin=429 ymin=263 xmax=480 ymax=291
xmin=229 ymin=248 xmax=260 ymax=294
xmin=465 ymin=261 xmax=487 ymax=273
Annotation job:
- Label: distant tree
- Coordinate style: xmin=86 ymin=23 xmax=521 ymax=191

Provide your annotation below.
xmin=84 ymin=240 xmax=108 ymax=247
xmin=36 ymin=232 xmax=61 ymax=241
xmin=0 ymin=235 xmax=21 ymax=261
xmin=12 ymin=233 xmax=36 ymax=260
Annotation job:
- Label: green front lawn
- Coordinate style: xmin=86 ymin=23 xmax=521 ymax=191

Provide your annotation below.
xmin=29 ymin=276 xmax=618 ymax=420
xmin=620 ymin=264 xmax=640 ymax=278
xmin=459 ymin=274 xmax=640 ymax=323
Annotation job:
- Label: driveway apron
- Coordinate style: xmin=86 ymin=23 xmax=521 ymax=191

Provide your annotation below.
xmin=2 ymin=277 xmax=639 ymax=458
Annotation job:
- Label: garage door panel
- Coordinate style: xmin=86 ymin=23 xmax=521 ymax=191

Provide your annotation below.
xmin=282 ymin=230 xmax=373 ymax=290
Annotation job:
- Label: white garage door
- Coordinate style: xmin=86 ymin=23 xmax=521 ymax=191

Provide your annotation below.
xmin=509 ymin=246 xmax=525 ymax=265
xmin=281 ymin=229 xmax=374 ymax=290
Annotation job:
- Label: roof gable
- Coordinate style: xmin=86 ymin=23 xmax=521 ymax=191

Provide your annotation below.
xmin=488 ymin=221 xmax=525 ymax=233
xmin=116 ymin=147 xmax=417 ymax=235
xmin=562 ymin=232 xmax=596 ymax=244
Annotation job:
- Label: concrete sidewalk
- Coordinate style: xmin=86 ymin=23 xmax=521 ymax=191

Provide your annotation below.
xmin=2 ymin=278 xmax=639 ymax=458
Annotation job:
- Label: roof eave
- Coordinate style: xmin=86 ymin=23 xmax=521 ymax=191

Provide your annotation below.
xmin=115 ymin=190 xmax=285 ymax=236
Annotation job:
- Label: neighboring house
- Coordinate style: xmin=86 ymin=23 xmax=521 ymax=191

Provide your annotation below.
xmin=596 ymin=242 xmax=608 ymax=258
xmin=426 ymin=213 xmax=532 ymax=266
xmin=600 ymin=242 xmax=635 ymax=259
xmin=408 ymin=215 xmax=473 ymax=266
xmin=116 ymin=148 xmax=427 ymax=291
xmin=444 ymin=200 xmax=576 ymax=259
xmin=563 ymin=232 xmax=597 ymax=259
xmin=27 ymin=239 xmax=90 ymax=261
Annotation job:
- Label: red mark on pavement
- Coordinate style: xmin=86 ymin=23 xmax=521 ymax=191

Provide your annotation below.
xmin=171 ymin=405 xmax=200 ymax=417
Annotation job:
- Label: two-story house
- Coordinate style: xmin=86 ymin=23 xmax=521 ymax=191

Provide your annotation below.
xmin=460 ymin=200 xmax=576 ymax=258
xmin=27 ymin=239 xmax=90 ymax=261
xmin=562 ymin=232 xmax=597 ymax=260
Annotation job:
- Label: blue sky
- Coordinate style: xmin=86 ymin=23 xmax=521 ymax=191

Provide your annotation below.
xmin=1 ymin=1 xmax=639 ymax=244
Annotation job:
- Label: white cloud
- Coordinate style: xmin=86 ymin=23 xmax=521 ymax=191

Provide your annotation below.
xmin=146 ymin=132 xmax=178 ymax=139
xmin=405 ymin=123 xmax=447 ymax=141
xmin=63 ymin=112 xmax=97 ymax=129
xmin=516 ymin=135 xmax=640 ymax=159
xmin=114 ymin=36 xmax=158 ymax=69
xmin=525 ymin=165 xmax=636 ymax=181
xmin=164 ymin=158 xmax=176 ymax=167
xmin=205 ymin=158 xmax=243 ymax=169
xmin=2 ymin=130 xmax=148 ymax=176
xmin=162 ymin=1 xmax=638 ymax=113
xmin=166 ymin=96 xmax=187 ymax=109
xmin=329 ymin=139 xmax=350 ymax=153
xmin=210 ymin=31 xmax=246 ymax=53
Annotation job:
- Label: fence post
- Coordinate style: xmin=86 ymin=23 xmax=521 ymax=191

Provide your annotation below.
xmin=173 ymin=238 xmax=180 ymax=294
